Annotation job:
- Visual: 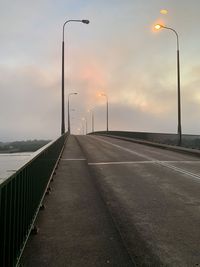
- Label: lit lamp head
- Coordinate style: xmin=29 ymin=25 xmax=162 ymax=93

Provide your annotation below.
xmin=160 ymin=9 xmax=168 ymax=15
xmin=155 ymin=24 xmax=162 ymax=30
xmin=99 ymin=93 xmax=106 ymax=97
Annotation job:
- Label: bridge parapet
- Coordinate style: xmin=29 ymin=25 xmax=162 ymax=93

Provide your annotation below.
xmin=0 ymin=133 xmax=68 ymax=267
xmin=90 ymin=131 xmax=200 ymax=149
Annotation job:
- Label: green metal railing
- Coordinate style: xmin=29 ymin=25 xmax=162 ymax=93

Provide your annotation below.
xmin=0 ymin=133 xmax=68 ymax=267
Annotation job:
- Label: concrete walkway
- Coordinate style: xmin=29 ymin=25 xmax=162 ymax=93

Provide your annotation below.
xmin=21 ymin=136 xmax=134 ymax=267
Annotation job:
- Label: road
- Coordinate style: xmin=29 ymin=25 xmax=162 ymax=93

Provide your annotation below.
xmin=76 ymin=135 xmax=200 ymax=266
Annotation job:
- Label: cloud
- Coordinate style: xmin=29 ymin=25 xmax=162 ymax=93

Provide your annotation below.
xmin=0 ymin=0 xmax=200 ymax=140
xmin=0 ymin=64 xmax=61 ymax=141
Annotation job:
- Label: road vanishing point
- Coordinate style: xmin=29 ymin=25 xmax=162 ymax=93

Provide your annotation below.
xmin=21 ymin=135 xmax=200 ymax=267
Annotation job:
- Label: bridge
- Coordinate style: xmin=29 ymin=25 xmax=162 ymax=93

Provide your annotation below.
xmin=1 ymin=132 xmax=200 ymax=266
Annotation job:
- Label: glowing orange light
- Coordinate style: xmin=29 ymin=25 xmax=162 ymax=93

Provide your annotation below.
xmin=100 ymin=92 xmax=106 ymax=97
xmin=160 ymin=9 xmax=168 ymax=15
xmin=155 ymin=24 xmax=162 ymax=30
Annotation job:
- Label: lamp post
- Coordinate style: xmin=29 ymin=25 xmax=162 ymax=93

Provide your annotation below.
xmin=88 ymin=108 xmax=95 ymax=132
xmin=99 ymin=93 xmax=109 ymax=132
xmin=77 ymin=128 xmax=81 ymax=135
xmin=68 ymin=93 xmax=77 ymax=134
xmin=82 ymin=117 xmax=87 ymax=134
xmin=61 ymin=19 xmax=89 ymax=135
xmin=85 ymin=117 xmax=88 ymax=134
xmin=81 ymin=123 xmax=85 ymax=135
xmin=91 ymin=109 xmax=94 ymax=132
xmin=155 ymin=24 xmax=182 ymax=145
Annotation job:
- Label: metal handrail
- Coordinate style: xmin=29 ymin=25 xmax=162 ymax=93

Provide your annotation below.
xmin=0 ymin=132 xmax=68 ymax=266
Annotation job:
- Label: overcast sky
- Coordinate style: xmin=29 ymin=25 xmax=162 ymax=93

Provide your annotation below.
xmin=0 ymin=0 xmax=200 ymax=141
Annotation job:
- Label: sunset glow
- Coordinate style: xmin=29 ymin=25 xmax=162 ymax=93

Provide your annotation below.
xmin=1 ymin=1 xmax=200 ymax=139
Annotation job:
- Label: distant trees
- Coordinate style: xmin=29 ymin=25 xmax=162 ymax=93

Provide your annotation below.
xmin=0 ymin=140 xmax=51 ymax=153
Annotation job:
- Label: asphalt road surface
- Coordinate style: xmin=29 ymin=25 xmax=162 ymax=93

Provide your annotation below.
xmin=76 ymin=135 xmax=200 ymax=266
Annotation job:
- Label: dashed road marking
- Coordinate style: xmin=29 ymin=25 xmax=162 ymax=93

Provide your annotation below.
xmin=91 ymin=136 xmax=200 ymax=181
xmin=88 ymin=160 xmax=200 ymax=166
xmin=61 ymin=158 xmax=86 ymax=161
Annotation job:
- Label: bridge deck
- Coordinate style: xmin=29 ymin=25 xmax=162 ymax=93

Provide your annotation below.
xmin=21 ymin=135 xmax=133 ymax=266
xmin=21 ymin=134 xmax=200 ymax=266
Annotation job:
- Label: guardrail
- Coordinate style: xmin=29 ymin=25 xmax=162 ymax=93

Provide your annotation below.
xmin=0 ymin=133 xmax=68 ymax=267
xmin=90 ymin=131 xmax=200 ymax=149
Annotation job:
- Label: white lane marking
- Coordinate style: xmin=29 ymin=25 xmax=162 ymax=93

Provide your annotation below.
xmin=88 ymin=161 xmax=153 ymax=165
xmin=159 ymin=162 xmax=200 ymax=180
xmin=88 ymin=160 xmax=200 ymax=166
xmin=91 ymin=136 xmax=157 ymax=161
xmin=61 ymin=158 xmax=86 ymax=161
xmin=162 ymin=161 xmax=200 ymax=163
xmin=91 ymin=136 xmax=200 ymax=181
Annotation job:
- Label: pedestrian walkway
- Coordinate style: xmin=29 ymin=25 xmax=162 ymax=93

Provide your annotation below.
xmin=21 ymin=136 xmax=134 ymax=267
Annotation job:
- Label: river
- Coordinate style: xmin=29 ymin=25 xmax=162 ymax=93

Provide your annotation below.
xmin=0 ymin=153 xmax=32 ymax=184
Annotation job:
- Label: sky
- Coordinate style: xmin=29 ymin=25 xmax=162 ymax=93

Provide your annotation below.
xmin=0 ymin=0 xmax=200 ymax=141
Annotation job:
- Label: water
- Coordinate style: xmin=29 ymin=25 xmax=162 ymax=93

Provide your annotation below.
xmin=0 ymin=140 xmax=55 ymax=185
xmin=0 ymin=153 xmax=32 ymax=184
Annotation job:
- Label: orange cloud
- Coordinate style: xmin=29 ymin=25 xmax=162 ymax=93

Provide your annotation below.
xmin=80 ymin=63 xmax=107 ymax=90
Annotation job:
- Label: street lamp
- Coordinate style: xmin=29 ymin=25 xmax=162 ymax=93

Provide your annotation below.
xmin=88 ymin=108 xmax=95 ymax=132
xmin=155 ymin=24 xmax=182 ymax=145
xmin=77 ymin=128 xmax=81 ymax=135
xmin=68 ymin=93 xmax=77 ymax=134
xmin=61 ymin=19 xmax=90 ymax=135
xmin=91 ymin=109 xmax=95 ymax=132
xmin=82 ymin=124 xmax=85 ymax=135
xmin=82 ymin=117 xmax=87 ymax=134
xmin=99 ymin=93 xmax=109 ymax=132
